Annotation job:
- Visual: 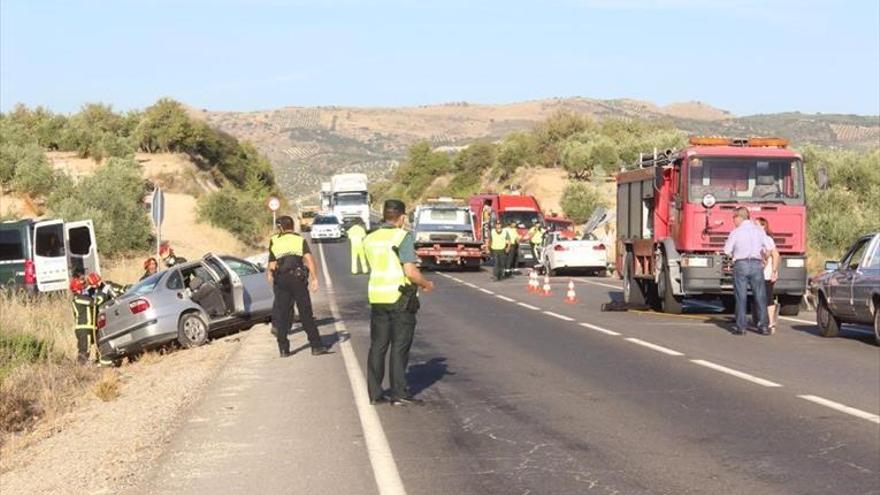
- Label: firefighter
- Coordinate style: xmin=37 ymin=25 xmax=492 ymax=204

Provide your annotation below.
xmin=364 ymin=199 xmax=434 ymax=406
xmin=159 ymin=242 xmax=187 ymax=268
xmin=85 ymin=273 xmax=121 ymax=366
xmin=348 ymin=219 xmax=369 ymax=275
xmin=70 ymin=277 xmax=96 ymax=365
xmin=503 ymin=221 xmax=521 ymax=275
xmin=486 ymin=222 xmax=511 ymax=281
xmin=527 ymin=219 xmax=546 ymax=265
xmin=267 ymin=215 xmax=329 ymax=358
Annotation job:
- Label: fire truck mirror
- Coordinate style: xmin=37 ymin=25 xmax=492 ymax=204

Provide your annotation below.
xmin=654 ymin=167 xmax=664 ymax=189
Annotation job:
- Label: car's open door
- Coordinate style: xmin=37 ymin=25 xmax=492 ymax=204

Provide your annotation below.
xmin=203 ymin=253 xmax=245 ymax=314
xmin=65 ymin=220 xmax=100 ymax=277
xmin=33 ymin=219 xmax=69 ymax=292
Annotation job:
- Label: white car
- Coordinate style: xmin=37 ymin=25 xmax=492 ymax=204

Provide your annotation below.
xmin=541 ymin=232 xmax=608 ymax=276
xmin=309 ymin=215 xmax=345 ymax=242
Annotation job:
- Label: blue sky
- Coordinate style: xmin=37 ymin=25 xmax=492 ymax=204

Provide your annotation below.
xmin=1 ymin=0 xmax=878 ymax=116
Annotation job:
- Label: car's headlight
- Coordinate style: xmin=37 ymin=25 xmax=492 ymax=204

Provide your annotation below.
xmin=786 ymin=258 xmax=805 ymax=268
xmin=682 ymin=257 xmax=711 ymax=268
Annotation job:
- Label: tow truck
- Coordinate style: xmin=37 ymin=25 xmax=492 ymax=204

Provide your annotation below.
xmin=616 ymin=137 xmax=808 ymax=315
xmin=412 ymin=198 xmax=482 ymax=270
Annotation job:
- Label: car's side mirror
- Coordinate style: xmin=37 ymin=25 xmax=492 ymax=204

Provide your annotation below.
xmin=824 ymin=261 xmax=840 ymax=271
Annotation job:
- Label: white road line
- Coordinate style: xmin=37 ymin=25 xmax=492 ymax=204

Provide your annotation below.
xmin=463 ymin=282 xmax=478 ymax=288
xmin=478 ymin=288 xmax=495 ymax=295
xmin=496 ymin=295 xmax=516 ymax=302
xmin=317 ymin=244 xmax=407 ymax=495
xmin=543 ymin=311 xmax=574 ymax=322
xmin=780 ymin=316 xmax=815 ymax=325
xmin=517 ymin=302 xmax=540 ymax=310
xmin=578 ymin=322 xmax=622 ymax=336
xmin=624 ymin=338 xmax=684 ymax=356
xmin=450 ymin=277 xmax=464 ymax=283
xmin=574 ymin=278 xmax=622 ymax=290
xmin=690 ymin=359 xmax=782 ymax=388
xmin=797 ymin=395 xmax=880 ymax=424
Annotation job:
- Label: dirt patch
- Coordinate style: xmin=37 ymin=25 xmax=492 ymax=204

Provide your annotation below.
xmin=0 ymin=332 xmax=247 ymax=495
xmin=159 ymin=193 xmax=251 ymax=260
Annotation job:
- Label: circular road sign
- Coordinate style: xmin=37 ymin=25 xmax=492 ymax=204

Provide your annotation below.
xmin=267 ymin=196 xmax=281 ymax=212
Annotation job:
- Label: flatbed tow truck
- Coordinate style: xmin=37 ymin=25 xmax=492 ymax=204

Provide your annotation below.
xmin=412 ymin=198 xmax=482 ymax=270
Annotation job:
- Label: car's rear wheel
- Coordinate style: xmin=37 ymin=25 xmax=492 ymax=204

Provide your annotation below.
xmin=873 ymin=306 xmax=879 ymax=346
xmin=817 ymin=296 xmax=840 ymax=338
xmin=178 ymin=312 xmax=209 ymax=348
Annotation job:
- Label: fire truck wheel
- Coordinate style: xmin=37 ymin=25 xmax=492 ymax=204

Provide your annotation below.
xmin=817 ymin=296 xmax=840 ymax=338
xmin=658 ymin=262 xmax=683 ymax=314
xmin=623 ymin=253 xmax=646 ymax=306
xmin=777 ymin=295 xmax=801 ymax=316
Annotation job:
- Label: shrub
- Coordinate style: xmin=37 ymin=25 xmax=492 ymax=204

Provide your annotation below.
xmin=197 ymin=186 xmax=272 ymax=245
xmin=560 ymin=182 xmax=605 ymax=224
xmin=48 ymin=158 xmax=152 ymax=255
xmin=10 ymin=144 xmax=57 ymax=196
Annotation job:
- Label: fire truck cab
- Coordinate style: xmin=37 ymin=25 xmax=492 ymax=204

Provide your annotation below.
xmin=616 ymin=137 xmax=807 ymax=315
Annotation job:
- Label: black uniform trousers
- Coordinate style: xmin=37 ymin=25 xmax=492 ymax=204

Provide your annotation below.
xmin=75 ymin=328 xmax=93 ymax=364
xmin=492 ymin=249 xmax=508 ymax=280
xmin=367 ymin=303 xmax=416 ymax=401
xmin=272 ymin=273 xmax=323 ymax=354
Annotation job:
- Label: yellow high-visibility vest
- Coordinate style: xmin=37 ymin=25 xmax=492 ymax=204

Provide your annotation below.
xmin=490 ymin=229 xmax=510 ymax=250
xmin=530 ymin=226 xmax=545 ymax=245
xmin=348 ymin=224 xmax=367 ymax=244
xmin=270 ymin=233 xmax=305 ymax=259
xmin=364 ymin=228 xmax=410 ymax=304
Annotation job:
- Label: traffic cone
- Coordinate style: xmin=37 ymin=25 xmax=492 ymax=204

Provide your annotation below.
xmin=564 ymin=279 xmax=577 ymax=304
xmin=528 ymin=270 xmax=538 ymax=292
xmin=542 ymin=275 xmax=552 ymax=296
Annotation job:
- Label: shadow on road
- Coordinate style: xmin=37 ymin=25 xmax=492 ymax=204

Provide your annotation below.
xmin=788 ymin=324 xmax=878 ymax=346
xmin=406 ymin=357 xmax=455 ymax=396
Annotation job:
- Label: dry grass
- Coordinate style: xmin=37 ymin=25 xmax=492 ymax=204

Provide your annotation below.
xmin=91 ymin=371 xmax=121 ymax=402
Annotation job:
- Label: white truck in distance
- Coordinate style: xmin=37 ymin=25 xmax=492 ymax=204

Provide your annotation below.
xmin=320 ymin=182 xmax=332 ymax=212
xmin=330 ymin=173 xmax=370 ymax=229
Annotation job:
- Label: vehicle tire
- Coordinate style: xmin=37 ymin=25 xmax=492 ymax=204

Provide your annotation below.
xmin=778 ymin=295 xmax=801 ymax=316
xmin=657 ymin=258 xmax=683 ymax=314
xmin=596 ymin=269 xmax=608 ymax=278
xmin=721 ymin=296 xmax=737 ymax=314
xmin=549 ymin=268 xmax=558 ymax=277
xmin=817 ymin=296 xmax=840 ymax=338
xmin=623 ymin=253 xmax=646 ymax=306
xmin=873 ymin=306 xmax=879 ymax=346
xmin=178 ymin=312 xmax=209 ymax=348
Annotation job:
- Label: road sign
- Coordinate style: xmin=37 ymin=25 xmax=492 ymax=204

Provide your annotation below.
xmin=151 ymin=187 xmax=165 ymax=257
xmin=151 ymin=187 xmax=165 ymax=227
xmin=267 ymin=196 xmax=281 ymax=212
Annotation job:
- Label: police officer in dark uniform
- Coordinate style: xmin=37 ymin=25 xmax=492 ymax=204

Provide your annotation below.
xmin=363 ymin=200 xmax=434 ymax=406
xmin=268 ymin=215 xmax=330 ymax=358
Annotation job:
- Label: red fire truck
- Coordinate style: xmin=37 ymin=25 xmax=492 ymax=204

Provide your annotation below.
xmin=469 ymin=193 xmax=544 ymax=266
xmin=616 ymin=137 xmax=807 ymax=315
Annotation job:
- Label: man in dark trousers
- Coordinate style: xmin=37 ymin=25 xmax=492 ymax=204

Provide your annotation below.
xmin=486 ymin=222 xmax=511 ymax=281
xmin=267 ymin=215 xmax=329 ymax=357
xmin=724 ymin=207 xmax=776 ymax=335
xmin=364 ymin=200 xmax=434 ymax=406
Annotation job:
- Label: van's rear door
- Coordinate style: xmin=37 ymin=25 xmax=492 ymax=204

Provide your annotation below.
xmin=65 ymin=220 xmax=101 ymax=276
xmin=33 ymin=219 xmax=69 ymax=292
xmin=203 ymin=253 xmax=245 ymax=314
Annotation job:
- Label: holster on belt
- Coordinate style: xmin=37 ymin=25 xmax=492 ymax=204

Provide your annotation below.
xmin=397 ymin=284 xmax=420 ymax=313
xmin=276 ymin=258 xmax=308 ymax=280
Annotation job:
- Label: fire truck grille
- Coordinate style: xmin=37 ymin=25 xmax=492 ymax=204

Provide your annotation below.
xmin=705 ymin=232 xmax=794 ymax=250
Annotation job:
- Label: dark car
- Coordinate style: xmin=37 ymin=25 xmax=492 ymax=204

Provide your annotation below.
xmin=814 ymin=232 xmax=880 ymax=345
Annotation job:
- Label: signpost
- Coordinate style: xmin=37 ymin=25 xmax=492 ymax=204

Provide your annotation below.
xmin=267 ymin=196 xmax=281 ymax=229
xmin=151 ymin=187 xmax=165 ymax=257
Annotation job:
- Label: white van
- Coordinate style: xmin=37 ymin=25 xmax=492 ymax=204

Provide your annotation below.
xmin=0 ymin=218 xmax=100 ymax=293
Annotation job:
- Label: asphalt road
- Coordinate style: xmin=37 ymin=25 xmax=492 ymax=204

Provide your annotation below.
xmin=137 ymin=240 xmax=880 ymax=495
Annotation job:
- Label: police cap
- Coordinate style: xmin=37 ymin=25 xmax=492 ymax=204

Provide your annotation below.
xmin=276 ymin=215 xmax=295 ymax=231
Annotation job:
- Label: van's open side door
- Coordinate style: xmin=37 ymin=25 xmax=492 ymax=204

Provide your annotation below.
xmin=33 ymin=219 xmax=69 ymax=292
xmin=203 ymin=253 xmax=245 ymax=314
xmin=65 ymin=220 xmax=100 ymax=277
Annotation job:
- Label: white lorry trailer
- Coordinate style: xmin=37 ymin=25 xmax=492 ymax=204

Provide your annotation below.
xmin=330 ymin=173 xmax=370 ymax=229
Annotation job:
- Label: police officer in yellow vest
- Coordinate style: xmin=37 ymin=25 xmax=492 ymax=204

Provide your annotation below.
xmin=267 ymin=215 xmax=329 ymax=358
xmin=527 ymin=219 xmax=546 ymax=264
xmin=347 ymin=219 xmax=369 ymax=275
xmin=364 ymin=200 xmax=434 ymax=406
xmin=503 ymin=221 xmax=521 ymax=275
xmin=487 ymin=222 xmax=511 ymax=281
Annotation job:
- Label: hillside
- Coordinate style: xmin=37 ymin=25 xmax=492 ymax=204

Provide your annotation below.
xmin=196 ymin=97 xmax=880 ymax=199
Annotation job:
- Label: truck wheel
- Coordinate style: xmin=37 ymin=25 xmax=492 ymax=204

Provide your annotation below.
xmin=178 ymin=312 xmax=209 ymax=348
xmin=817 ymin=296 xmax=840 ymax=338
xmin=658 ymin=261 xmax=683 ymax=314
xmin=778 ymin=295 xmax=801 ymax=316
xmin=623 ymin=253 xmax=646 ymax=306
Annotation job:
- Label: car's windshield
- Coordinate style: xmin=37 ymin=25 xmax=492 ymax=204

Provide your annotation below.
xmin=314 ymin=216 xmax=339 ymax=225
xmin=333 ymin=192 xmax=368 ymax=206
xmin=500 ymin=211 xmax=541 ymax=228
xmin=416 ymin=208 xmax=472 ymax=232
xmin=688 ymin=157 xmax=804 ymax=204
xmin=125 ymin=272 xmax=163 ymax=297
